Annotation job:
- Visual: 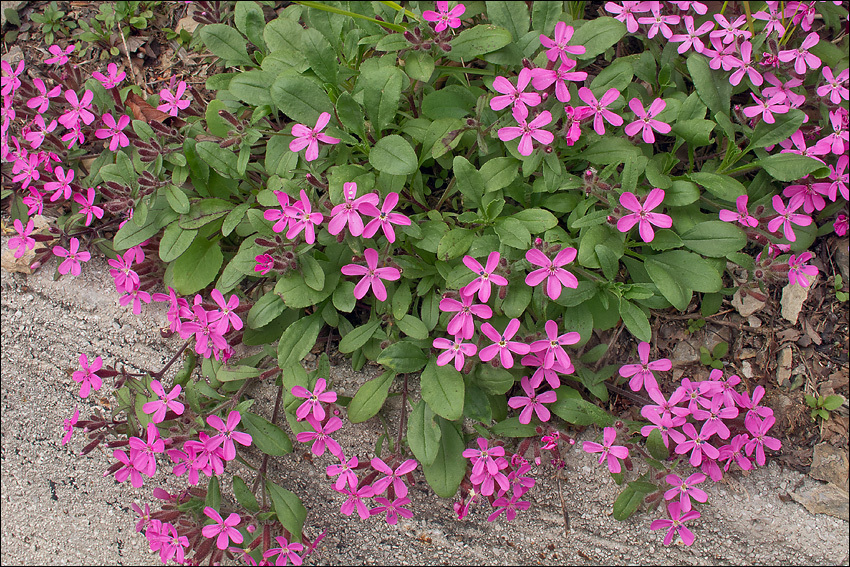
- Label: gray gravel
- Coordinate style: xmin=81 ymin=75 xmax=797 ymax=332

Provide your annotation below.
xmin=2 ymin=251 xmax=849 ymax=566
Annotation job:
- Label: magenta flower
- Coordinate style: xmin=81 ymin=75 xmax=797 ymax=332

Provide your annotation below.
xmin=370 ymin=496 xmax=414 ymax=525
xmin=650 ymin=501 xmax=701 ymax=546
xmin=718 ymin=433 xmax=753 ymax=472
xmin=753 ymin=4 xmax=787 ymax=36
xmin=669 ymin=15 xmax=714 ymax=54
xmin=131 ymin=503 xmax=152 ymax=533
xmin=497 ymin=104 xmax=553 ymax=156
xmin=8 ymin=218 xmax=36 ymax=259
xmin=785 ymin=178 xmax=829 ymax=214
xmin=291 ymin=378 xmax=338 ymax=422
xmin=142 ymin=380 xmax=185 ymax=423
xmin=1 ymin=59 xmax=24 ymax=96
xmin=691 ymin=395 xmax=739 ymax=439
xmin=92 ymin=62 xmax=126 ymax=89
xmin=339 ymin=484 xmax=375 ymax=519
xmin=523 ymin=351 xmax=572 ymax=389
xmin=296 ymin=415 xmax=343 ymax=457
xmin=744 ymin=415 xmax=781 ymax=466
xmin=201 ymin=507 xmax=243 ymax=550
xmin=479 ymin=319 xmax=530 ymax=369
xmin=583 ymin=426 xmax=629 ymax=473
xmin=624 ymin=98 xmax=670 ymax=143
xmin=439 ymin=290 xmax=492 ymax=339
xmin=529 ymin=61 xmax=587 ymax=103
xmin=563 ymin=105 xmax=592 ymax=146
xmin=763 ymin=73 xmax=805 ymax=107
xmin=254 ymin=253 xmax=274 ymax=275
xmin=728 ymin=41 xmax=763 ymax=87
xmin=422 ymin=1 xmax=465 ymax=32
xmin=72 ymin=353 xmax=103 ymax=398
xmin=156 ymin=523 xmax=190 ymax=565
xmin=637 ymin=10 xmax=680 ymax=40
xmin=529 ymin=319 xmax=580 ymax=370
xmin=328 ymin=182 xmax=379 ymax=237
xmin=111 ymin=449 xmax=145 ymax=488
xmin=780 ymin=129 xmax=829 ymax=162
xmin=818 ymin=66 xmax=849 ymax=104
xmin=490 ymin=68 xmax=541 ymax=112
xmin=675 ymin=422 xmax=719 ymax=467
xmin=719 ymin=195 xmax=758 ymax=228
xmin=710 ymin=13 xmax=749 ymax=44
xmin=327 ymin=454 xmax=359 ymax=490
xmin=462 ymin=437 xmax=505 ymax=478
xmin=539 ymin=21 xmax=585 ymax=63
xmin=370 ymin=457 xmax=418 ymax=498
xmin=45 ymin=44 xmax=74 ymax=65
xmin=433 ymin=336 xmax=478 ymax=371
xmin=743 ymin=92 xmax=789 ymax=124
xmin=664 ymin=473 xmax=707 ymax=512
xmin=95 ymin=113 xmax=131 ymax=151
xmin=284 ymin=189 xmax=323 ymax=244
xmin=45 ymin=165 xmax=75 ymax=202
xmin=577 ymin=87 xmax=623 ymax=135
xmin=787 ymin=251 xmax=818 ymax=287
xmin=508 ymin=376 xmax=557 ymax=424
xmin=58 ymin=89 xmax=95 ymax=128
xmin=24 ymin=114 xmax=58 ymax=149
xmin=767 ymin=195 xmax=812 ymax=242
xmin=360 ymin=192 xmax=411 ymax=243
xmin=26 ymin=78 xmax=62 ymax=113
xmin=157 ymin=81 xmax=191 ymax=116
xmin=487 ymin=492 xmax=531 ymax=522
xmin=263 ymin=536 xmax=304 ymax=566
xmin=23 ymin=188 xmax=45 ymax=217
xmin=640 ymin=411 xmax=686 ymax=448
xmin=617 ymin=188 xmax=673 ymax=243
xmin=289 ymin=112 xmax=339 ymax=162
xmin=207 ymin=411 xmax=252 ymax=461
xmin=73 ymin=187 xmax=105 ymax=226
xmin=53 ymin=237 xmax=91 ymax=276
xmin=604 ymin=1 xmax=649 ymax=33
xmin=778 ymin=32 xmax=821 ymax=74
xmin=129 ymin=422 xmax=165 ymax=477
xmin=641 ymin=386 xmax=687 ymax=422
xmin=524 ymin=246 xmax=578 ymax=300
xmin=11 ymin=153 xmax=41 ymax=189
xmin=62 ymin=406 xmax=79 ymax=445
xmin=341 ymin=247 xmax=401 ymax=302
xmin=210 ymin=288 xmax=242 ymax=334
xmin=619 ymin=341 xmax=671 ymax=393
xmin=461 ymin=251 xmax=508 ymax=302
xmin=107 ymin=248 xmax=140 ymax=293
xmin=834 ymin=214 xmax=848 ymax=237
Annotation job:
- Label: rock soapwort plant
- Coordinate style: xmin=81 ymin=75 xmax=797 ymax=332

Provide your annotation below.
xmin=2 ymin=0 xmax=849 ymax=563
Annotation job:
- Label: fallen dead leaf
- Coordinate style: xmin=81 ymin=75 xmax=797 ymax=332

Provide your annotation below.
xmin=125 ymin=92 xmax=186 ymax=128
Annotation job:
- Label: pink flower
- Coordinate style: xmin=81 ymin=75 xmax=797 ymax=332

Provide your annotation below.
xmin=498 ymin=105 xmax=553 ymax=156
xmin=284 ymin=189 xmax=323 ymax=243
xmin=669 ymin=15 xmax=714 ymax=54
xmin=339 ymin=485 xmax=375 ymax=519
xmin=743 ymin=92 xmax=788 ymax=124
xmin=763 ymin=73 xmax=805 ymax=108
xmin=207 ymin=410 xmax=252 ymax=461
xmin=664 ymin=473 xmax=708 ymax=512
xmin=156 ymin=523 xmax=190 ymax=565
xmin=341 ymin=247 xmax=401 ymax=302
xmin=95 ymin=113 xmax=131 ymax=151
xmin=264 ymin=190 xmax=293 ymax=233
xmin=462 ymin=437 xmax=505 ymax=478
xmin=328 ymin=182 xmax=379 ymax=237
xmin=744 ymin=415 xmax=781 ymax=466
xmin=439 ymin=289 xmax=492 ymax=340
xmin=522 ymin=351 xmax=571 ymax=389
xmin=360 ymin=192 xmax=412 ymax=243
xmin=422 ymin=1 xmax=465 ymax=32
xmin=583 ymin=426 xmax=629 ymax=473
xmin=53 ymin=237 xmax=91 ymax=276
xmin=675 ymin=422 xmax=719 ymax=467
xmin=821 ymin=155 xmax=848 ymax=202
xmin=710 ymin=13 xmax=750 ymax=44
xmin=254 ymin=253 xmax=274 ymax=275
xmin=131 ymin=503 xmax=152 ymax=533
xmin=780 ymin=129 xmax=829 ymax=162
xmin=370 ymin=457 xmax=418 ymax=498
xmin=624 ymin=98 xmax=670 ymax=143
xmin=262 ymin=536 xmax=304 ymax=566
xmin=718 ymin=433 xmax=753 ymax=472
xmin=784 ymin=178 xmax=828 ymax=214
xmin=524 ymin=246 xmax=578 ymax=300
xmin=787 ymin=251 xmax=818 ymax=287
xmin=577 ymin=87 xmax=623 ymax=135
xmin=72 ymin=353 xmax=103 ymax=398
xmin=617 ymin=188 xmax=673 ymax=243
xmin=8 ymin=218 xmax=36 ymax=259
xmin=728 ymin=41 xmax=763 ymax=87
xmin=45 ymin=44 xmax=74 ymax=65
xmin=650 ymin=501 xmax=701 ymax=546
xmin=638 ymin=10 xmax=680 ymax=40
xmin=201 ymin=507 xmax=243 ymax=550
xmin=296 ymin=415 xmax=344 ymax=457
xmin=834 ymin=214 xmax=848 ymax=236
xmin=1 ymin=59 xmax=24 ymax=96
xmin=767 ymin=195 xmax=812 ymax=242
xmin=640 ymin=411 xmax=686 ymax=448
xmin=479 ymin=319 xmax=530 ymax=368
xmin=210 ymin=288 xmax=242 ymax=334
xmin=719 ymin=195 xmax=759 ymax=228
xmin=58 ymin=89 xmax=95 ymax=129
xmin=563 ymin=105 xmax=592 ymax=146
xmin=291 ymin=378 xmax=338 ymax=422
xmin=529 ymin=319 xmax=580 ymax=370
xmin=142 ymin=380 xmax=185 ymax=423
xmin=778 ymin=32 xmax=821 ymax=75
xmin=691 ymin=395 xmax=739 ymax=439
xmin=753 ymin=4 xmax=787 ymax=36
xmin=129 ymin=422 xmax=165 ymax=476
xmin=487 ymin=492 xmax=531 ymax=522
xmin=45 ymin=165 xmax=76 ymax=202
xmin=11 ymin=153 xmax=41 ymax=189
xmin=111 ymin=449 xmax=145 ymax=487
xmin=370 ymin=496 xmax=414 ymax=525
xmin=461 ymin=251 xmax=508 ymax=302
xmin=818 ymin=66 xmax=850 ymax=104
xmin=529 ymin=61 xmax=587 ymax=103
xmin=24 ymin=115 xmax=57 ymax=149
xmin=26 ymin=78 xmax=62 ymax=114
xmin=92 ymin=63 xmax=126 ymax=89
xmin=702 ymin=36 xmax=740 ymax=71
xmin=508 ymin=376 xmax=557 ymax=424
xmin=641 ymin=386 xmax=687 ymax=421
xmin=619 ymin=341 xmax=671 ymax=393
xmin=289 ymin=112 xmax=339 ymax=162
xmin=62 ymin=406 xmax=79 ymax=445
xmin=605 ymin=1 xmax=649 ymax=33
xmin=490 ymin=68 xmax=541 ymax=112
xmin=157 ymin=80 xmax=190 ymax=116
xmin=73 ymin=187 xmax=105 ymax=226
xmin=433 ymin=336 xmax=478 ymax=371
xmin=327 ymin=453 xmax=359 ymax=490
xmin=107 ymin=248 xmax=140 ymax=293
xmin=538 ymin=21 xmax=585 ymax=64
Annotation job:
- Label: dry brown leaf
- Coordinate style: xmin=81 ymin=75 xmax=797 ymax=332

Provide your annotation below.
xmin=124 ymin=92 xmax=186 ymax=128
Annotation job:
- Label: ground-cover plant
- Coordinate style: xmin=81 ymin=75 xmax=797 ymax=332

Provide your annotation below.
xmin=2 ymin=0 xmax=849 ymax=563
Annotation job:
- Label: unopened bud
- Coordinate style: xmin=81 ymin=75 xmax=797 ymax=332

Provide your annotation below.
xmin=498 ymin=286 xmax=507 ymax=300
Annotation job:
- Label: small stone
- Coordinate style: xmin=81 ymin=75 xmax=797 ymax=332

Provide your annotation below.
xmin=741 ymin=360 xmax=754 ymax=379
xmin=810 ymin=443 xmax=849 ymax=490
xmin=780 ymin=282 xmax=811 ymax=324
xmin=732 ymin=288 xmax=766 ymax=317
xmin=790 ymin=483 xmax=849 ymax=521
xmin=834 ymin=237 xmax=849 ymax=283
xmin=777 ymin=346 xmax=793 ymax=387
xmin=672 ymin=340 xmax=699 ymax=364
xmin=0 ymin=44 xmax=23 ymax=65
xmin=747 ymin=315 xmax=762 ymax=328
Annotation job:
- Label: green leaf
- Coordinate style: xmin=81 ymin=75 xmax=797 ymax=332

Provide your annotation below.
xmin=550 ymin=388 xmax=614 ymax=426
xmin=247 ymin=292 xmax=287 ymax=329
xmin=495 ymin=217 xmax=530 ymax=249
xmin=216 ymin=364 xmax=261 ymax=382
xmin=746 ymin=109 xmax=805 ymax=152
xmin=492 ymin=417 xmax=538 ymax=437
xmin=421 ymin=86 xmax=477 ymax=121
xmin=171 ymin=238 xmax=223 ymax=295
xmin=302 ymin=27 xmax=337 ymax=84
xmin=196 ymin=141 xmax=240 ymax=178
xmin=200 ymin=24 xmax=254 ymax=67
xmin=664 ymin=180 xmax=700 ymax=206
xmin=277 ymin=314 xmax=323 ymax=368
xmin=270 ymin=74 xmax=333 ymax=125
xmin=407 ymin=399 xmax=442 ymax=466
xmin=396 ymin=314 xmax=429 ymax=340
xmin=680 ymin=221 xmax=746 ymax=257
xmin=422 ymin=418 xmax=466 ymax=498
xmin=263 ymin=19 xmax=309 ymax=73
xmin=179 ymin=197 xmax=234 ymax=230
xmin=612 ymin=481 xmax=655 ymax=520
xmin=159 ymin=221 xmax=197 ymax=263
xmin=755 ymin=153 xmax=829 ymax=182
xmin=234 ymin=1 xmax=267 ymax=52
xmin=485 ymin=1 xmax=529 ymax=41
xmin=392 ymin=281 xmax=412 ymax=320
xmin=300 ymin=254 xmax=325 ymax=291
xmin=822 ymin=395 xmax=845 ymax=412
xmin=232 ymin=476 xmax=260 ymax=513
xmin=513 ymin=208 xmax=558 ymax=233
xmin=275 ymin=264 xmax=340 ymax=308
xmin=229 ymin=70 xmax=275 ymax=107
xmin=582 ymin=138 xmax=639 ymax=165
xmin=376 ymin=340 xmax=428 ymax=373
xmin=618 ymin=298 xmax=651 ymax=342
xmin=480 ymin=157 xmax=519 ymax=192
xmin=241 ymin=412 xmax=292 ymax=456
xmin=335 ymin=92 xmax=366 ymax=140
xmin=205 ymin=476 xmax=221 ymax=512
xmin=445 ymin=24 xmax=513 ymax=61
xmin=375 ymin=32 xmax=410 ymax=52
xmin=686 ymin=53 xmax=729 ymax=116
xmin=452 ymin=156 xmax=485 ymax=209
xmin=333 ymin=280 xmax=357 ymax=313
xmin=571 ymin=17 xmax=626 ymax=60
xmin=266 ymin=481 xmax=306 ymax=543
xmin=164 ymin=184 xmax=191 ymax=214
xmin=472 ymin=362 xmax=515 ymax=395
xmin=420 ymin=359 xmax=464 ymax=421
xmin=590 ymin=57 xmax=634 ymax=97
xmin=339 ymin=320 xmax=381 ymax=353
xmin=671 ymin=118 xmax=715 ymax=147
xmin=437 ymin=228 xmax=475 ymax=261
xmin=360 ymin=64 xmax=404 ymax=134
xmin=347 ymin=371 xmax=394 ymax=423
xmin=369 ymin=135 xmax=418 ymax=176
xmin=687 ymin=171 xmax=746 ymax=201
xmin=645 ymin=428 xmax=669 ymax=460
xmin=404 ymin=51 xmax=435 ymax=82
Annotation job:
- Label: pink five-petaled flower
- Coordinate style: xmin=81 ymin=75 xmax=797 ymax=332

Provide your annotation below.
xmin=210 ymin=288 xmax=242 ymax=334
xmin=264 ymin=190 xmax=292 ymax=233
xmin=262 ymin=535 xmax=304 ymax=566
xmin=489 ymin=68 xmax=541 ymax=112
xmin=422 ymin=1 xmax=465 ymax=33
xmin=92 ymin=62 xmax=126 ymax=89
xmin=62 ymin=406 xmax=79 ymax=445
xmin=640 ymin=411 xmax=686 ymax=448
xmin=691 ymin=395 xmax=739 ymax=440
xmin=624 ymin=98 xmax=671 ymax=143
xmin=255 ymin=253 xmax=274 ymax=275
xmin=487 ymin=492 xmax=531 ymax=522
xmin=157 ymin=81 xmax=191 ymax=116
xmin=461 ymin=251 xmax=508 ymax=302
xmin=371 ymin=457 xmax=418 ymax=498
xmin=339 ymin=485 xmax=375 ymax=519
xmin=289 ymin=112 xmax=340 ymax=162
xmin=778 ymin=32 xmax=821 ymax=75
xmin=94 ymin=113 xmax=131 ymax=151
xmin=341 ymin=247 xmax=401 ymax=302
xmin=479 ymin=318 xmax=530 ymax=369
xmin=370 ymin=496 xmax=414 ymax=525
xmin=787 ymin=251 xmax=818 ymax=287
xmin=583 ymin=426 xmax=629 ymax=474
xmin=8 ymin=218 xmax=36 ymax=259
xmin=291 ymin=378 xmax=338 ymax=422
xmin=818 ymin=66 xmax=850 ymax=104
xmin=111 ymin=449 xmax=145 ymax=488
xmin=1 ymin=59 xmax=24 ymax=95
xmin=284 ymin=189 xmax=323 ymax=244
xmin=462 ymin=437 xmax=505 ymax=478
xmin=508 ymin=376 xmax=557 ymax=424
xmin=539 ymin=21 xmax=585 ymax=63
xmin=59 ymin=89 xmax=96 ymax=128
xmin=529 ymin=60 xmax=587 ymax=104
xmin=433 ymin=336 xmax=478 ymax=371
xmin=743 ymin=92 xmax=789 ymax=124
xmin=617 ymin=188 xmax=673 ymax=243
xmin=669 ymin=15 xmax=714 ymax=54
xmin=72 ymin=353 xmax=103 ymax=398
xmin=201 ymin=507 xmax=243 ymax=550
xmin=637 ymin=10 xmax=680 ymax=40
xmin=360 ymin=192 xmax=412 ymax=242
xmin=650 ymin=501 xmax=701 ymax=546
xmin=53 ymin=237 xmax=91 ymax=276
xmin=576 ymin=87 xmax=623 ymax=135
xmin=524 ymin=246 xmax=578 ymax=300
xmin=767 ymin=195 xmax=812 ymax=242
xmin=45 ymin=43 xmax=75 ymax=65
xmin=156 ymin=523 xmax=190 ymax=565
xmin=328 ymin=182 xmax=379 ymax=237
xmin=675 ymin=422 xmax=719 ymax=467
xmin=129 ymin=422 xmax=165 ymax=477
xmin=45 ymin=165 xmax=75 ymax=202
xmin=729 ymin=41 xmax=763 ymax=87
xmin=719 ymin=194 xmax=759 ymax=228
xmin=718 ymin=433 xmax=753 ymax=472
xmin=619 ymin=341 xmax=671 ymax=393
xmin=142 ymin=380 xmax=185 ymax=423
xmin=27 ymin=78 xmax=62 ymax=113
xmin=744 ymin=415 xmax=782 ymax=466
xmin=497 ymin=104 xmax=553 ymax=157
xmin=439 ymin=288 xmax=493 ymax=339
xmin=710 ymin=13 xmax=750 ymax=43
xmin=834 ymin=214 xmax=848 ymax=236
xmin=664 ymin=472 xmax=708 ymax=513
xmin=73 ymin=187 xmax=105 ymax=226
xmin=108 ymin=248 xmax=140 ymax=294
xmin=530 ymin=319 xmax=580 ymax=370
xmin=296 ymin=415 xmax=344 ymax=457
xmin=605 ymin=1 xmax=649 ymax=33
xmin=207 ymin=410 xmax=252 ymax=461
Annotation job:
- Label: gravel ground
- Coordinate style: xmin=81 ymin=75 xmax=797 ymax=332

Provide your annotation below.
xmin=2 ymin=250 xmax=849 ymax=566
